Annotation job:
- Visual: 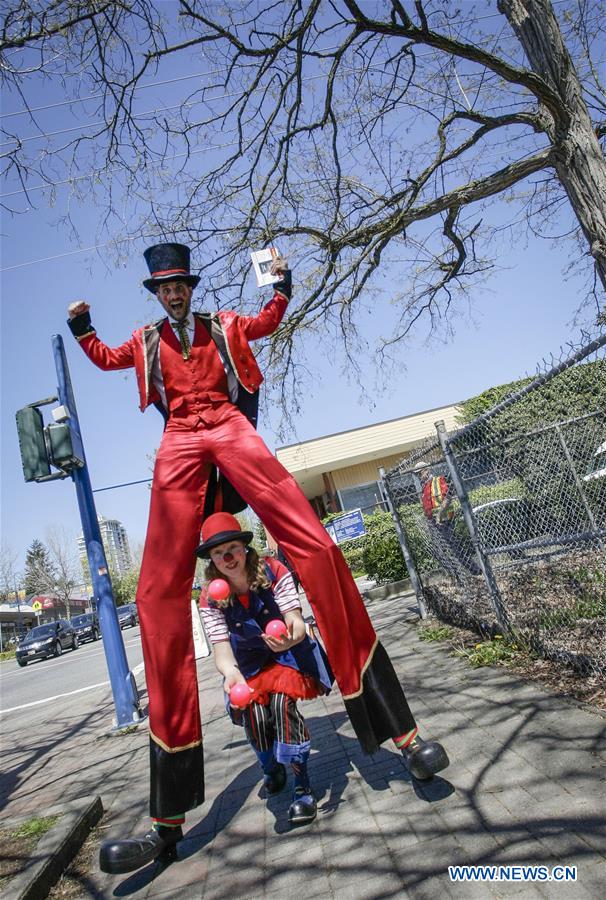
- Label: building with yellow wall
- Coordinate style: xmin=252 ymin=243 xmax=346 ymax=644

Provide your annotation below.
xmin=275 ymin=402 xmax=460 ymax=520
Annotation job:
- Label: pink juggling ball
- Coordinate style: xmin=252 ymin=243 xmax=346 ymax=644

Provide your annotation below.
xmin=229 ymin=683 xmax=253 ymax=708
xmin=265 ymin=619 xmax=288 ymax=639
xmin=208 ymin=579 xmax=231 ymax=601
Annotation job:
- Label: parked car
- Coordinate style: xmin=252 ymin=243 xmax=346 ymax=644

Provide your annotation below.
xmin=117 ymin=603 xmax=138 ymax=629
xmin=70 ymin=612 xmax=100 ymax=643
xmin=16 ymin=620 xmax=78 ymax=667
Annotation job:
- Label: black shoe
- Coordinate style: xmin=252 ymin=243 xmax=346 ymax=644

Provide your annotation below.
xmin=99 ymin=825 xmax=182 ymax=874
xmin=402 ymin=736 xmax=450 ymax=780
xmin=288 ymin=787 xmax=317 ymax=826
xmin=264 ymin=762 xmax=287 ymax=795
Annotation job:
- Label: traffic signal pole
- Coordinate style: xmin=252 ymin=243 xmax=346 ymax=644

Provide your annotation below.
xmin=51 ymin=334 xmax=142 ymax=729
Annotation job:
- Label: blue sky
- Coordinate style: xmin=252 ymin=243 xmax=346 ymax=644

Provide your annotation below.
xmin=1 ymin=213 xmax=586 ymax=571
xmin=1 ymin=2 xmax=599 ymax=573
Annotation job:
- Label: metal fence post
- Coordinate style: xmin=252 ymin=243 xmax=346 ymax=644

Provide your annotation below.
xmin=52 ymin=333 xmax=142 ymax=729
xmin=435 ymin=420 xmax=512 ymax=635
xmin=378 ymin=467 xmax=428 ymax=618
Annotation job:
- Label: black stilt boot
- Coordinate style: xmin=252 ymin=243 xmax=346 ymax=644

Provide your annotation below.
xmin=99 ymin=825 xmax=182 ymax=874
xmin=288 ymin=786 xmax=317 ymax=826
xmin=288 ymin=752 xmax=317 ymax=826
xmin=402 ymin=736 xmax=450 ymax=780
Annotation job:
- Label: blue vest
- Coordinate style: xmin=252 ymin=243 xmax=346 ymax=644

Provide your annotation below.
xmin=222 ymin=571 xmax=333 ymax=694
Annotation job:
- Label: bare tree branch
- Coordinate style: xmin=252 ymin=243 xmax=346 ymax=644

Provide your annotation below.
xmin=2 ymin=0 xmax=605 ymax=422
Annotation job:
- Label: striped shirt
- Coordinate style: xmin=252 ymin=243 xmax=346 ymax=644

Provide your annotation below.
xmin=199 ymin=558 xmax=300 ymax=644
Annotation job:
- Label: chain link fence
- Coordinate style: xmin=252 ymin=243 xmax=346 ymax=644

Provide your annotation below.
xmin=381 ymin=332 xmax=606 ymax=680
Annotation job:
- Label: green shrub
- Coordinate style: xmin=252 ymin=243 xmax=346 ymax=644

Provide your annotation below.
xmin=457 ymin=360 xmax=606 ymax=430
xmin=468 ymin=478 xmax=525 ymax=507
xmin=339 ymin=536 xmax=367 ymax=575
xmin=360 ymin=510 xmax=407 ymax=585
xmin=397 ymin=503 xmax=435 ymax=572
xmin=322 ymin=509 xmax=407 ymax=585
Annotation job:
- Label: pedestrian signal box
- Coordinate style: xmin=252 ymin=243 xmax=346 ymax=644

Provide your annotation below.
xmin=16 ymin=402 xmax=84 ymax=482
xmin=47 ymin=422 xmax=80 ymax=470
xmin=16 ymin=406 xmax=51 ymax=482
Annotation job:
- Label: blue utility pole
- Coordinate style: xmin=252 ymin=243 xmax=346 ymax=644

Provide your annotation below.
xmin=52 ymin=334 xmax=142 ymax=729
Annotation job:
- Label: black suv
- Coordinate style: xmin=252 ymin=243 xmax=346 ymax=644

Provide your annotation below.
xmin=16 ymin=620 xmax=78 ymax=667
xmin=117 ymin=603 xmax=138 ymax=629
xmin=70 ymin=612 xmax=100 ymax=643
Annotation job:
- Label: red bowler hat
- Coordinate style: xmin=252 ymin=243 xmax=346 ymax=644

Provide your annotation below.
xmin=143 ymin=242 xmax=201 ymax=293
xmin=195 ymin=513 xmax=254 ymax=559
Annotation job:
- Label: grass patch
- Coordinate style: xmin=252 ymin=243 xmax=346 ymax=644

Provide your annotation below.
xmin=452 ymin=635 xmax=520 ymax=668
xmin=0 ymin=649 xmax=16 ymax=661
xmin=0 ymin=815 xmax=61 ymax=892
xmin=12 ymin=815 xmax=60 ymax=840
xmin=418 ymin=625 xmax=454 ymax=642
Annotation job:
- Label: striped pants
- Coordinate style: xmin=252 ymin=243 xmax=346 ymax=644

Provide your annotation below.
xmin=242 ymin=693 xmax=309 ymax=762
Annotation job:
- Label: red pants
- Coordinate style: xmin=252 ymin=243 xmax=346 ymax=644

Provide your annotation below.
xmin=138 ymin=406 xmax=415 ymax=816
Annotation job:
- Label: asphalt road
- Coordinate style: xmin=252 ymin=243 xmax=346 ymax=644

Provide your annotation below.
xmin=0 ymin=625 xmax=145 ymax=731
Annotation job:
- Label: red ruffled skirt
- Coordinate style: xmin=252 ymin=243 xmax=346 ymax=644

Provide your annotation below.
xmin=247 ymin=662 xmax=327 ymax=706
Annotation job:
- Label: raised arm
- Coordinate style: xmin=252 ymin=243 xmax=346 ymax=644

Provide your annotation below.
xmin=240 ymin=258 xmax=292 ymax=341
xmin=67 ymin=301 xmax=135 ymax=371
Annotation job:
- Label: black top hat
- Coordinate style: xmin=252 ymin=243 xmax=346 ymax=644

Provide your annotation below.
xmin=143 ymin=243 xmax=201 ymax=293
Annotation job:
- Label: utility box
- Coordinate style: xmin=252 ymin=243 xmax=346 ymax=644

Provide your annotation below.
xmin=16 ymin=407 xmax=51 ymax=482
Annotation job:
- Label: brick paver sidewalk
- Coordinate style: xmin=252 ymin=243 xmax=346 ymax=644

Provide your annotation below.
xmin=2 ymin=590 xmax=605 ymax=898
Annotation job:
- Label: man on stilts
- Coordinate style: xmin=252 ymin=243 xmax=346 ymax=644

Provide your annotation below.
xmin=67 ymin=243 xmax=449 ymax=875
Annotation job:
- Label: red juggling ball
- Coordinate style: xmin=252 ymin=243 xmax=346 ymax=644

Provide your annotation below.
xmin=229 ymin=683 xmax=253 ymax=708
xmin=265 ymin=619 xmax=288 ymax=639
xmin=208 ymin=578 xmax=231 ymax=601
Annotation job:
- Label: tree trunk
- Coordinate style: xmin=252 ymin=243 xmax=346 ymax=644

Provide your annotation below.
xmin=499 ymin=0 xmax=606 ymax=294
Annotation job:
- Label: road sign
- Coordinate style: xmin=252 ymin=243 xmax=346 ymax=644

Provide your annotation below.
xmin=32 ymin=601 xmax=42 ymax=611
xmin=330 ymin=509 xmax=367 ymax=543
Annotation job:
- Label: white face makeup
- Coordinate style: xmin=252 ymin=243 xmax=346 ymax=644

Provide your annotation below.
xmin=209 ymin=541 xmax=247 ymax=579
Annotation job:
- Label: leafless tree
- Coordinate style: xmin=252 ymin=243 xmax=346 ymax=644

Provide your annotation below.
xmin=24 ymin=526 xmax=82 ymax=619
xmin=48 ymin=527 xmax=83 ymax=619
xmin=2 ymin=1 xmax=605 ymax=420
xmin=0 ymin=543 xmax=21 ymax=603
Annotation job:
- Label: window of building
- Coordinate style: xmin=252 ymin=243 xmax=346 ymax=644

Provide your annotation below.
xmin=338 ymin=481 xmax=386 ymax=514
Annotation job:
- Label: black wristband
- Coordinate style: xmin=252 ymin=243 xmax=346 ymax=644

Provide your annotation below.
xmin=273 ymin=269 xmax=292 ymax=300
xmin=67 ymin=311 xmax=95 ymax=339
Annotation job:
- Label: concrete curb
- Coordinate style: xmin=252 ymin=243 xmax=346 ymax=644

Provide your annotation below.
xmin=4 ymin=795 xmax=103 ymax=900
xmin=361 ymin=578 xmax=412 ymax=603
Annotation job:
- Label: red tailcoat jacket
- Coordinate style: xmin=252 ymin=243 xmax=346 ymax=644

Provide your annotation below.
xmin=70 ymin=289 xmax=289 ymax=413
